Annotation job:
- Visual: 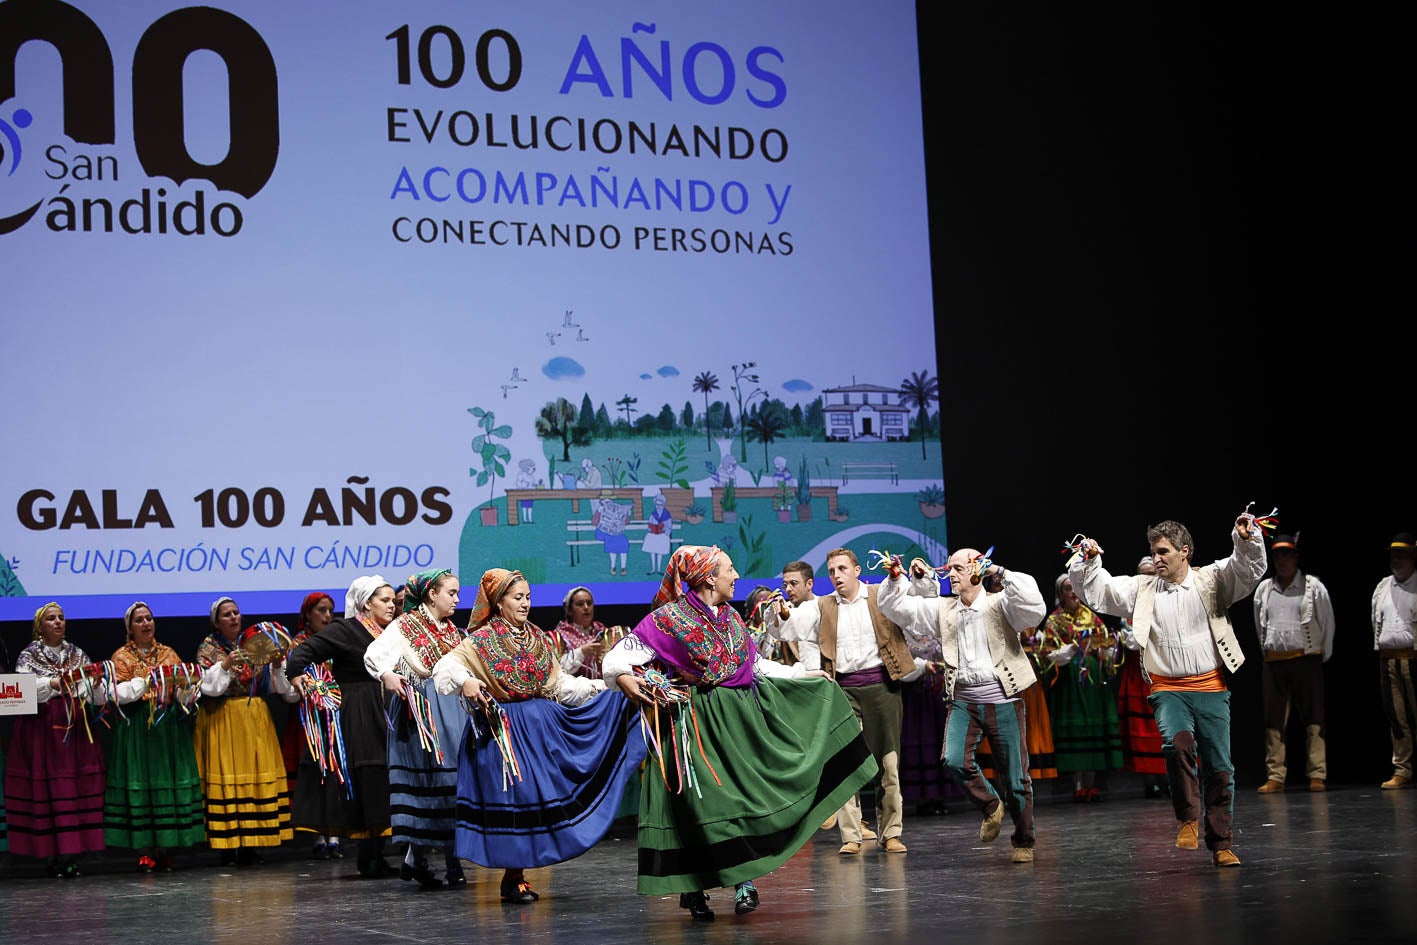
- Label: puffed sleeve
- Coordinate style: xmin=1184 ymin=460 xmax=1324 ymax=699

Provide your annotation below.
xmin=550 ymin=671 xmax=605 ymax=706
xmin=876 ymin=573 xmax=939 ymax=642
xmin=364 ymin=625 xmax=404 ymax=680
xmin=601 ymin=634 xmax=654 ymax=684
xmin=432 ymin=640 xmax=476 ymax=696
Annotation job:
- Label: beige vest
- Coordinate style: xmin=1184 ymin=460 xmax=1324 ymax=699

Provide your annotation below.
xmin=818 ymin=584 xmax=915 ymax=681
xmin=1255 ymin=572 xmax=1319 ymax=654
xmin=1372 ymin=576 xmax=1417 ymax=649
xmin=935 ymin=594 xmax=1036 ymax=700
xmin=1131 ymin=568 xmax=1244 ymax=673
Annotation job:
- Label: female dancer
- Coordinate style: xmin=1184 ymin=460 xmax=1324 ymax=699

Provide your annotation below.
xmin=605 ymin=546 xmax=876 ymax=920
xmin=194 ymin=597 xmax=299 ymax=865
xmin=104 ymin=602 xmax=206 ymax=871
xmin=287 ymin=576 xmax=398 ymax=877
xmin=433 ymin=568 xmax=646 ymax=903
xmin=282 ymin=590 xmax=340 ymax=859
xmin=4 ymin=602 xmax=108 ymax=877
xmin=363 ymin=568 xmax=466 ymax=888
xmin=1040 ymin=574 xmax=1123 ymax=801
xmin=553 ymin=586 xmax=610 ymax=679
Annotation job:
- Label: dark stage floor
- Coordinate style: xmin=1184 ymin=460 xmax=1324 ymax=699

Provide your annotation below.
xmin=2 ymin=782 xmax=1414 ymax=944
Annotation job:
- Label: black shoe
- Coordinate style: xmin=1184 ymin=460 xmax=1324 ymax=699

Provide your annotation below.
xmin=445 ymin=867 xmax=467 ymax=887
xmin=155 ymin=854 xmax=175 ymax=873
xmin=1144 ymin=784 xmax=1163 ymax=799
xmin=734 ymin=884 xmax=759 ymax=915
xmin=358 ymin=857 xmax=395 ymax=878
xmin=680 ymin=891 xmax=714 ymax=921
xmin=400 ymin=861 xmax=444 ymax=889
xmin=58 ymin=862 xmax=81 ymax=879
xmin=235 ymin=849 xmax=265 ymax=868
xmin=218 ymin=850 xmax=237 ymax=867
xmin=500 ymin=877 xmax=539 ymax=903
xmin=312 ymin=841 xmax=330 ymax=860
xmin=327 ymin=843 xmax=345 ymax=860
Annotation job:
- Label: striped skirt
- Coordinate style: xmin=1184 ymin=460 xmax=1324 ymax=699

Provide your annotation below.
xmin=193 ymin=696 xmax=293 ymax=849
xmin=3 ymin=697 xmax=107 ymax=857
xmin=1047 ymin=658 xmax=1123 ymax=772
xmin=636 ymin=677 xmax=876 ymax=896
xmin=455 ymin=690 xmax=646 ymax=868
xmin=387 ymin=684 xmax=464 ymax=848
xmin=104 ymin=713 xmax=206 ymax=849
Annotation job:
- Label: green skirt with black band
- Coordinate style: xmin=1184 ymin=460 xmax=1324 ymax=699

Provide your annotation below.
xmin=636 ymin=676 xmax=876 ymax=895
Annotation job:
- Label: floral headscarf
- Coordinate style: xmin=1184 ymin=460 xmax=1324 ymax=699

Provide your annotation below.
xmin=467 ymin=568 xmax=526 ymax=631
xmin=651 ymin=545 xmax=722 ymax=608
xmin=403 ymin=568 xmax=452 ymax=613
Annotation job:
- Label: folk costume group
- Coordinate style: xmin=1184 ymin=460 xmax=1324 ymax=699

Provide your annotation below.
xmin=3 ymin=517 xmax=1414 ymax=905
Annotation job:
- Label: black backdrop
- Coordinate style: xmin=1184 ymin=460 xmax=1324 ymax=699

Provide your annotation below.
xmin=3 ymin=3 xmax=1411 ymax=787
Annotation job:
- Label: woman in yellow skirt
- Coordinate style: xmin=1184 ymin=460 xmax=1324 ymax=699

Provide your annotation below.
xmin=194 ymin=597 xmax=298 ymax=865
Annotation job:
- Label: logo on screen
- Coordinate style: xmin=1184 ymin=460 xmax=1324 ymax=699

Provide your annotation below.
xmin=0 ymin=0 xmax=280 ymax=237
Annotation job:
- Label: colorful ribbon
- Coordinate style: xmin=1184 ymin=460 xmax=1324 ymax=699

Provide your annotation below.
xmin=461 ymin=694 xmax=522 ymax=789
xmin=632 ymin=666 xmax=720 ymax=799
xmin=299 ymin=665 xmax=352 ymax=797
xmin=1243 ymin=501 xmax=1280 ymax=533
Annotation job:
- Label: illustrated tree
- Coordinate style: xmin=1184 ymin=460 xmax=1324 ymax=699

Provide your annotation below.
xmin=746 ymin=403 xmax=787 ymax=470
xmin=468 ymin=406 xmax=513 ymax=505
xmin=534 ymin=397 xmax=578 ymax=461
xmin=729 ymin=361 xmax=766 ymax=461
xmin=617 ymin=393 xmax=639 ymax=426
xmin=899 ymin=369 xmax=941 ymax=459
xmin=692 ymin=370 xmax=719 ymax=454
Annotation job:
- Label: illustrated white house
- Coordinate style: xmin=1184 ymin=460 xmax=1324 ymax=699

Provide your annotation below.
xmin=822 ymin=384 xmax=911 ymax=442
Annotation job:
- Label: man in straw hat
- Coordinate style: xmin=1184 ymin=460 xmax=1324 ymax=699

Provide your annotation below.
xmin=1252 ymin=533 xmax=1334 ymax=794
xmin=1373 ymin=532 xmax=1417 ymax=789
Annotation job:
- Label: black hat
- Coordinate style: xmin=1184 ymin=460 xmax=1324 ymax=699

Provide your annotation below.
xmin=1270 ymin=533 xmax=1298 ymax=552
xmin=1391 ymin=533 xmax=1417 ymax=556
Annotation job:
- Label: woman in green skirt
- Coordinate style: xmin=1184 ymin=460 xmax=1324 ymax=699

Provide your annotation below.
xmin=103 ymin=602 xmax=206 ymax=871
xmin=605 ymin=545 xmax=877 ymax=921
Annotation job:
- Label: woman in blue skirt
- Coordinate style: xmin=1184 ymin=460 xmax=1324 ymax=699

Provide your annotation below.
xmin=362 ymin=568 xmax=466 ymax=888
xmin=433 ymin=567 xmax=646 ymax=904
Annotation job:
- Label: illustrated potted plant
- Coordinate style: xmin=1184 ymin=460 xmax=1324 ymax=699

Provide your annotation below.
xmin=830 ymin=504 xmax=850 ymax=523
xmin=773 ymin=481 xmax=793 ymax=522
xmin=655 ymin=437 xmax=695 ymax=517
xmin=721 ymin=479 xmax=738 ymax=524
xmin=795 ymin=458 xmax=813 ymax=522
xmin=916 ymin=482 xmax=946 ymax=519
xmin=469 ymin=406 xmax=512 ymax=526
xmin=683 ymin=502 xmax=706 ymax=525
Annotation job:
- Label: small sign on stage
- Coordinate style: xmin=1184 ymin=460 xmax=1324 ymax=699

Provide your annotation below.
xmin=0 ymin=673 xmax=38 ymax=716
